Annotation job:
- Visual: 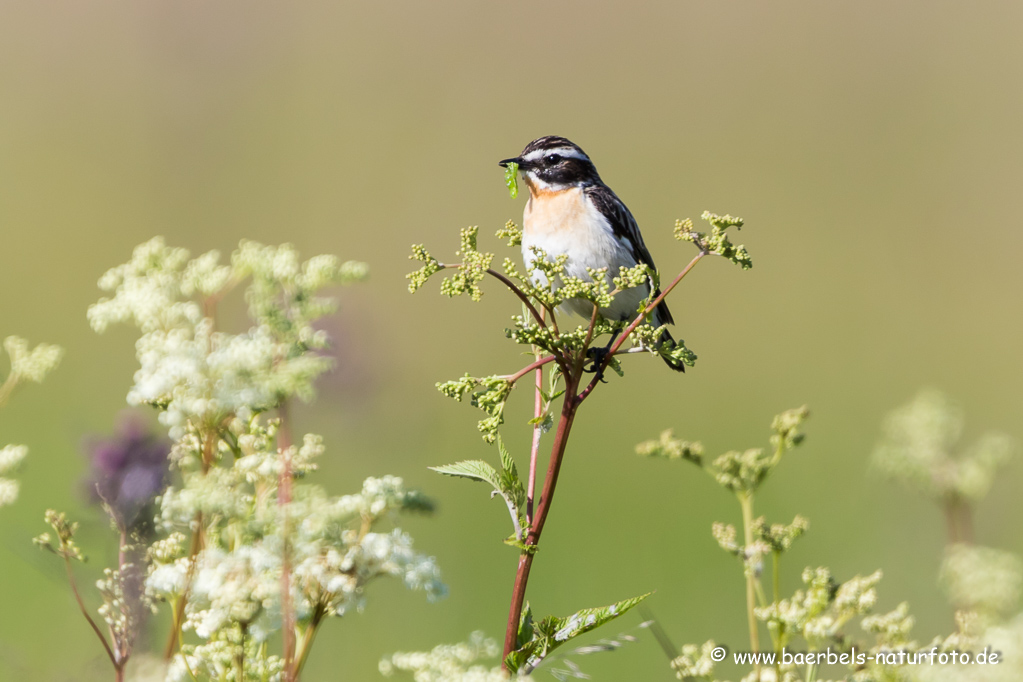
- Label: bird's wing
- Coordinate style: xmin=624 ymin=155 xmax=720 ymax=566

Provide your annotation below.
xmin=585 ymin=184 xmax=675 ymax=325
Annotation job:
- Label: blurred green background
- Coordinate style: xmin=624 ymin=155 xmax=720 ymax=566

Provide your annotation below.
xmin=2 ymin=1 xmax=1022 ymax=679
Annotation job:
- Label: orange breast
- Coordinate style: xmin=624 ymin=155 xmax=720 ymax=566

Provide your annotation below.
xmin=523 ymin=185 xmax=589 ymax=238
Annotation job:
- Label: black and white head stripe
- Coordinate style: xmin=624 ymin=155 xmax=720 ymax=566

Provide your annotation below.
xmin=519 ymin=136 xmax=591 ymax=163
xmin=512 ymin=136 xmax=602 ymax=187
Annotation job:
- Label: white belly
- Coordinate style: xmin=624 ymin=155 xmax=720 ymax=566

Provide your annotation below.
xmin=521 ymin=187 xmax=648 ymax=322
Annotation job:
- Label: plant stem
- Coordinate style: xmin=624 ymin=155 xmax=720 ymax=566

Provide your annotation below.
xmin=64 ymin=554 xmax=118 ymax=668
xmin=164 ymin=426 xmax=218 ymax=659
xmin=291 ymin=607 xmax=324 ymax=680
xmin=943 ymin=495 xmax=974 ymax=545
xmin=439 ymin=264 xmax=548 ymax=328
xmin=772 ymin=550 xmax=783 ymax=663
xmin=164 ymin=514 xmax=204 ymax=660
xmin=503 ymin=374 xmax=581 ymax=665
xmin=772 ymin=551 xmax=780 ymax=606
xmin=526 ymin=351 xmax=543 ymax=526
xmin=501 ymin=251 xmax=708 ymax=667
xmin=739 ymin=492 xmax=761 ymax=675
xmin=0 ymin=374 xmax=18 ymax=408
xmin=579 ymin=251 xmax=705 ymax=401
xmin=278 ymin=400 xmax=296 ymax=681
xmin=237 ymin=622 xmax=247 ymax=682
xmin=504 ymin=354 xmax=557 ymax=384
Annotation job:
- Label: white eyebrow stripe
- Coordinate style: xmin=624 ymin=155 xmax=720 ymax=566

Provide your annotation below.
xmin=522 ymin=147 xmax=590 ymax=163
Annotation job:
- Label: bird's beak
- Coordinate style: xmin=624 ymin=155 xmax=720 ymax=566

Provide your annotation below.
xmin=499 ymin=156 xmax=527 ymax=170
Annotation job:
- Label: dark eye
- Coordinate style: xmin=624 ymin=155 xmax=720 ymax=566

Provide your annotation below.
xmin=546 ymin=154 xmax=562 ymax=165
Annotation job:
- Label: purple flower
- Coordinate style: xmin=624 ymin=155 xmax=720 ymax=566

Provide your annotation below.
xmin=82 ymin=411 xmax=171 ymax=531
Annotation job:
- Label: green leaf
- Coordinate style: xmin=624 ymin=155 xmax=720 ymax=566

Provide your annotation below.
xmin=497 ymin=435 xmax=527 ymax=525
xmin=505 ymin=602 xmax=536 ymax=673
xmin=504 ymin=162 xmax=519 ymax=199
xmin=432 ymin=454 xmax=527 ymax=541
xmin=497 ymin=436 xmax=516 ymax=478
xmin=429 ymin=460 xmax=501 ymax=490
xmin=506 ymin=592 xmax=652 ymax=674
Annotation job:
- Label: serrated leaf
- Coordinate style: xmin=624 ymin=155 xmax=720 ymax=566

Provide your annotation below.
xmin=508 ymin=593 xmax=652 ymax=674
xmin=497 ymin=435 xmax=527 ymax=522
xmin=497 ymin=436 xmax=516 ymax=476
xmin=505 ymin=602 xmax=536 ymax=673
xmin=538 ymin=413 xmax=554 ymax=434
xmin=429 ymin=460 xmax=501 ymax=490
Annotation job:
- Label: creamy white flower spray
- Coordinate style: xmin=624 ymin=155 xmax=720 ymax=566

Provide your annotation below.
xmin=35 ymin=238 xmax=445 ymax=682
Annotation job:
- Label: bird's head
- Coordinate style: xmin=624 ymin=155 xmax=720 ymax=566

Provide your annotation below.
xmin=499 ymin=136 xmax=602 ymax=195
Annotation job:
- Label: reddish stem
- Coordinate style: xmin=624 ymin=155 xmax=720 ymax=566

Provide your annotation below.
xmin=505 ymin=354 xmax=557 ymax=384
xmin=579 ymin=251 xmax=705 ymax=402
xmin=503 ymin=375 xmax=581 ymax=663
xmin=502 ymin=253 xmax=709 ymax=667
xmin=64 ymin=554 xmax=119 ymax=669
xmin=526 ymin=361 xmax=543 ymax=525
xmin=439 ymin=264 xmax=548 ymax=329
xmin=163 ymin=430 xmax=215 ymax=661
xmin=943 ymin=496 xmax=974 ymax=546
xmin=278 ymin=401 xmax=296 ymax=680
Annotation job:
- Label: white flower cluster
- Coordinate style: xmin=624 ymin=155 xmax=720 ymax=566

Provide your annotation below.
xmin=80 ymin=238 xmax=448 ymax=678
xmin=166 ymin=639 xmax=284 ymax=682
xmin=0 ymin=336 xmax=62 ymax=509
xmin=872 ymin=390 xmax=1015 ymax=501
xmin=754 ymin=567 xmax=893 ymax=653
xmin=187 ymin=545 xmax=282 ymax=640
xmin=669 ymin=640 xmax=720 ymax=680
xmin=0 ymin=444 xmax=28 ymax=508
xmin=3 ymin=336 xmax=64 ymax=384
xmin=88 ymin=237 xmax=367 ymax=438
xmin=940 ymin=544 xmax=1022 ymax=618
xmin=915 ymin=610 xmax=1023 ymax=682
xmin=289 ymin=475 xmax=446 ymax=617
xmin=144 ymin=414 xmax=446 ymax=676
xmin=380 ymin=632 xmax=530 ymax=682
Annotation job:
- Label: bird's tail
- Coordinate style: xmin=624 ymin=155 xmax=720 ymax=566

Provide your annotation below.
xmin=658 ymin=327 xmax=686 ymax=373
xmin=651 ymin=296 xmax=686 ymax=373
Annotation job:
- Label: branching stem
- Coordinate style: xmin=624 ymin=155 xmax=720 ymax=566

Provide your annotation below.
xmin=438 ymin=263 xmax=548 ymax=329
xmin=164 ymin=514 xmax=204 ymax=660
xmin=503 ymin=354 xmax=558 ymax=384
xmin=64 ymin=553 xmax=119 ymax=671
xmin=578 ymin=251 xmax=706 ymax=402
xmin=500 ymin=250 xmax=710 ymax=668
xmin=291 ymin=605 xmax=325 ymax=680
xmin=503 ymin=374 xmax=581 ymax=664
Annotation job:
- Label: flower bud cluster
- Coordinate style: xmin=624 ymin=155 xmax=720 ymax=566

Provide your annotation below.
xmin=437 ymin=374 xmax=513 ymax=443
xmin=674 ymin=212 xmax=752 ymax=269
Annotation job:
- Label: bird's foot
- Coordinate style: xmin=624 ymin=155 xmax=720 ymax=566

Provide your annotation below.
xmin=583 ymin=346 xmax=610 ymax=383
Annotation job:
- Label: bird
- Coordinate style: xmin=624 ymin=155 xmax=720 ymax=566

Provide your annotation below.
xmin=499 ymin=135 xmax=685 ymax=372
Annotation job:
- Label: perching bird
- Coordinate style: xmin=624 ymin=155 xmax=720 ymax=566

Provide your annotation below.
xmin=499 ymin=136 xmax=685 ymax=371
